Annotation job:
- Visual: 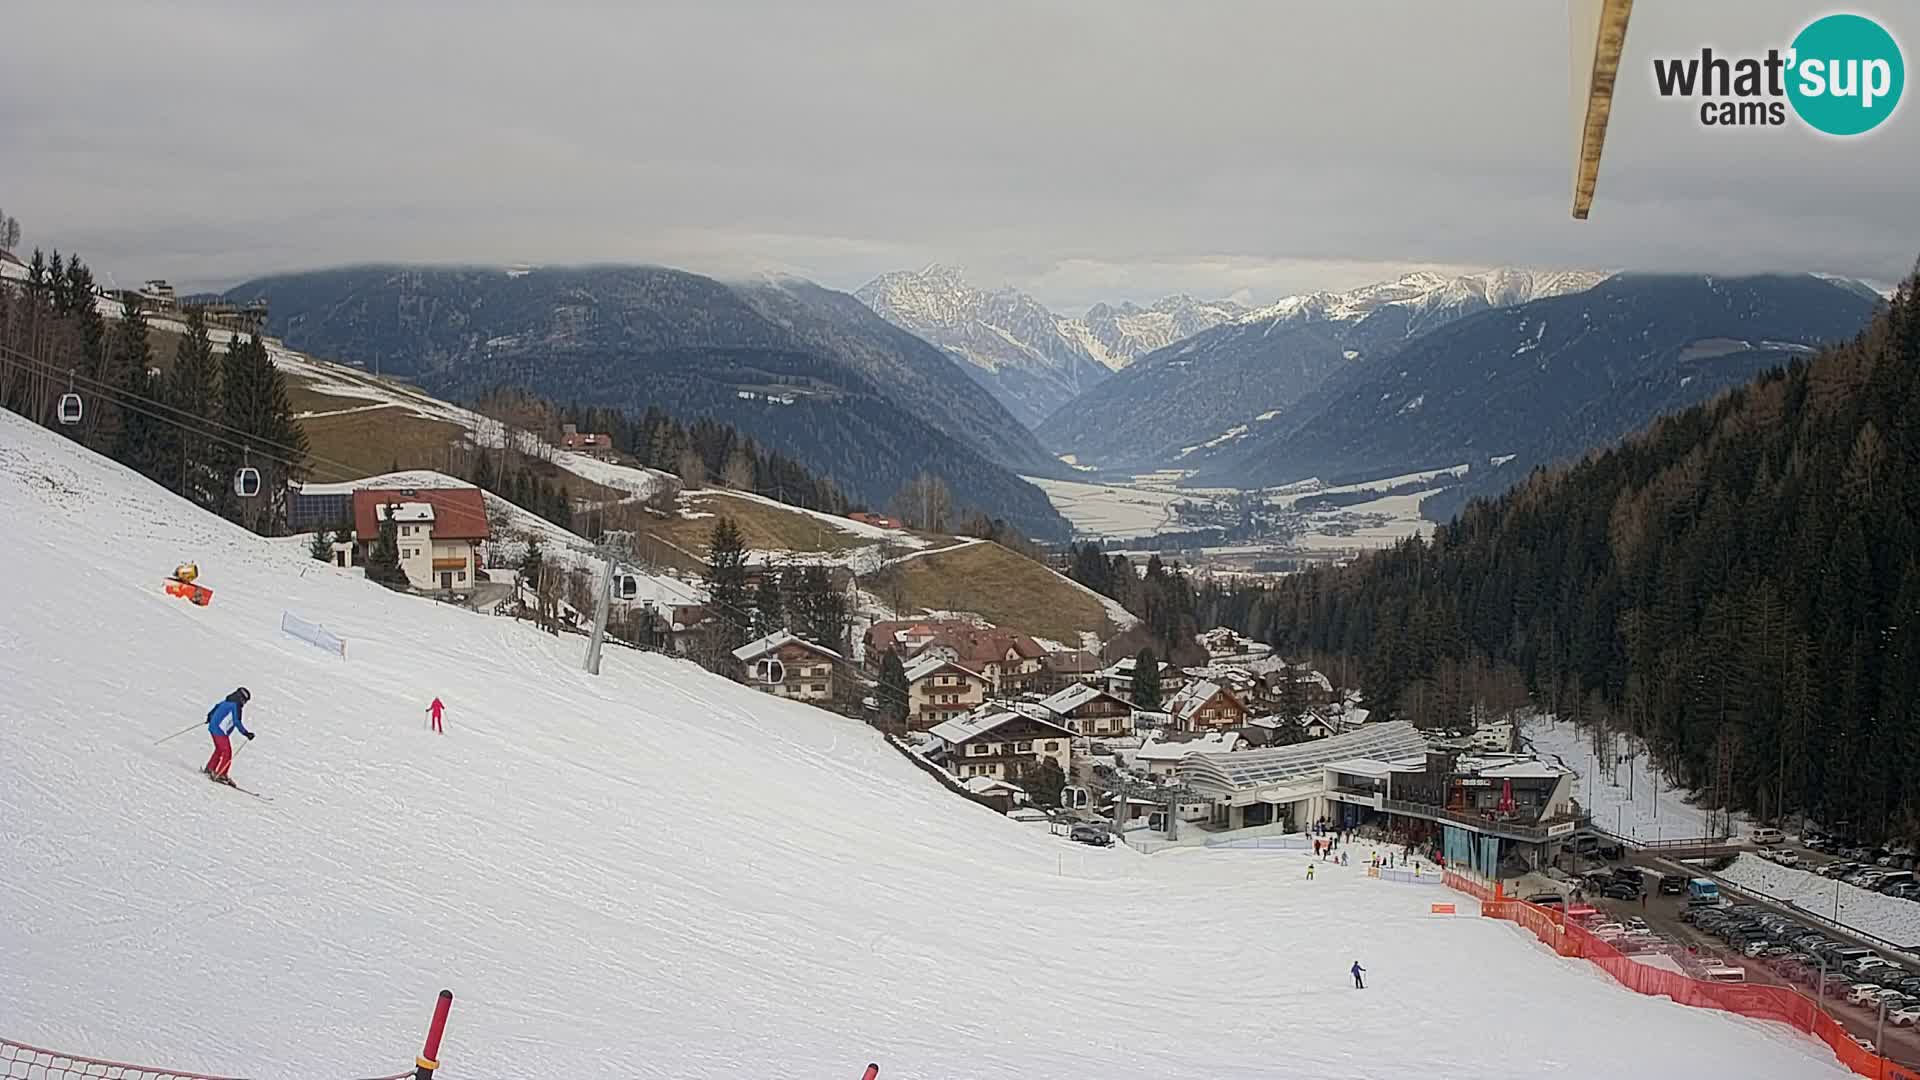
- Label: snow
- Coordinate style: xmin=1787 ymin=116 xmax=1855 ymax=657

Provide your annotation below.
xmin=1021 ymin=474 xmax=1188 ymax=537
xmin=1289 ymin=489 xmax=1441 ymax=551
xmin=1718 ymin=856 xmax=1920 ymax=950
xmin=0 ymin=410 xmax=1860 ymax=1080
xmin=1522 ymin=717 xmax=1744 ymax=842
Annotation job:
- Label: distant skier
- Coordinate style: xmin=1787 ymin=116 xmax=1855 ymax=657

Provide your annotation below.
xmin=428 ymin=696 xmax=445 ymax=734
xmin=204 ymin=687 xmax=253 ymax=785
xmin=1307 ymin=863 xmax=1315 ymax=880
xmin=1351 ymin=961 xmax=1366 ymax=989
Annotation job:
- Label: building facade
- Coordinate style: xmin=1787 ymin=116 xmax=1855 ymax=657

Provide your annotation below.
xmin=904 ymin=657 xmax=991 ymax=731
xmin=732 ymin=631 xmax=843 ymax=703
xmin=350 ymin=488 xmax=488 ymax=592
xmin=930 ymin=710 xmax=1073 ymax=783
xmin=1037 ymin=683 xmax=1135 ymax=739
xmin=1167 ymin=680 xmax=1247 ymax=733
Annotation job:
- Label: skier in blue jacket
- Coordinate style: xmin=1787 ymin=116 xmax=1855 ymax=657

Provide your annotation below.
xmin=204 ymin=687 xmax=253 ymax=784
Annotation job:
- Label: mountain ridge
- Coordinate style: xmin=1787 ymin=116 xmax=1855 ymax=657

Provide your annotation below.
xmin=1040 ymin=268 xmax=1606 ymax=471
xmin=224 ymin=264 xmax=1072 ymax=539
xmin=855 ymin=264 xmax=1241 ymax=427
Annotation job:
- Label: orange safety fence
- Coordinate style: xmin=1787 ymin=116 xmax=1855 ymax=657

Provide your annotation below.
xmin=1446 ymin=876 xmax=1920 ymax=1080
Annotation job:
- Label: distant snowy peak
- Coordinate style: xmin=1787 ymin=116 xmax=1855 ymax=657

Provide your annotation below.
xmin=1239 ymin=269 xmax=1608 ymax=329
xmin=1077 ymin=295 xmax=1246 ymax=370
xmin=854 ymin=265 xmax=1242 ymax=426
xmin=856 ymin=265 xmax=1242 ymax=374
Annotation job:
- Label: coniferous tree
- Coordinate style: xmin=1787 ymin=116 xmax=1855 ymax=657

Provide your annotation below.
xmin=878 ymin=648 xmax=910 ymax=733
xmin=109 ymin=294 xmax=161 ymax=475
xmin=800 ymin=564 xmax=846 ymax=653
xmin=1132 ymin=647 xmax=1162 ymax=710
xmin=703 ymin=516 xmax=751 ymax=655
xmin=163 ymin=308 xmax=221 ymax=508
xmin=752 ymin=571 xmax=786 ymax=636
xmin=310 ymin=529 xmax=334 ymax=562
xmin=1019 ymin=757 xmax=1067 ymax=809
xmin=365 ymin=506 xmax=408 ymax=589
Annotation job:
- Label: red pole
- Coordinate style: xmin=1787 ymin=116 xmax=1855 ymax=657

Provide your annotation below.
xmin=416 ymin=989 xmax=454 ymax=1080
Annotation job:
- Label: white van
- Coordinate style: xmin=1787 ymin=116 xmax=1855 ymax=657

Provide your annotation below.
xmin=1749 ymin=827 xmax=1785 ymax=846
xmin=1703 ymin=964 xmax=1746 ymax=983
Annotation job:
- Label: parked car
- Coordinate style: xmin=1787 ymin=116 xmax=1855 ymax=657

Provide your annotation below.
xmin=1068 ymin=824 xmax=1113 ymax=847
xmin=1851 ymin=1037 xmax=1876 ymax=1054
xmin=1659 ymin=873 xmax=1688 ymax=895
xmin=1571 ymin=833 xmax=1626 ymax=860
xmin=1848 ymin=983 xmax=1884 ymax=1006
xmin=1892 ymin=1006 xmax=1920 ymax=1028
xmin=1750 ymin=827 xmax=1786 ymax=846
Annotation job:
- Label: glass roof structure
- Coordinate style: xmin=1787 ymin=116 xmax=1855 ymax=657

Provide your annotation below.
xmin=1178 ymin=721 xmax=1430 ymax=793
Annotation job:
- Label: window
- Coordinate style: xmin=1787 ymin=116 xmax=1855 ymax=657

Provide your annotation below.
xmin=968 ymin=744 xmax=989 ymax=756
xmin=1016 ymin=741 xmax=1033 ymax=752
xmin=810 ymin=684 xmax=825 ymax=693
xmin=457 ymin=571 xmax=466 ymax=582
xmin=1044 ymin=741 xmax=1059 ymax=751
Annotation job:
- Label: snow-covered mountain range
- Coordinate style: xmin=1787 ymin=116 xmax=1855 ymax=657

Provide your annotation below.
xmin=1040 ymin=268 xmax=1611 ymax=470
xmin=855 ymin=265 xmax=1241 ymax=427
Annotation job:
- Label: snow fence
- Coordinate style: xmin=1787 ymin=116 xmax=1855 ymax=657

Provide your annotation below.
xmin=1442 ymin=871 xmax=1920 ymax=1080
xmin=0 ymin=1038 xmax=407 ymax=1080
xmin=281 ymin=610 xmax=347 ymax=659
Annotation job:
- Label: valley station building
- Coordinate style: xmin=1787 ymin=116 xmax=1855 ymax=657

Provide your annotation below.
xmin=1175 ymin=721 xmax=1585 ymax=876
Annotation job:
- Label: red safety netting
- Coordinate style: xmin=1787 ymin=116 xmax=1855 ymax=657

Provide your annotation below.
xmin=1447 ymin=878 xmax=1920 ymax=1080
xmin=1 ymin=1039 xmax=410 ymax=1080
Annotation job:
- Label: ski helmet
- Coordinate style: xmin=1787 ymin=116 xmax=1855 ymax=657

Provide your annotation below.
xmin=235 ymin=687 xmax=251 ymax=703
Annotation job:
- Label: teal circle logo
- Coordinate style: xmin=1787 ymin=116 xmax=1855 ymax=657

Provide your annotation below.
xmin=1787 ymin=14 xmax=1904 ymax=135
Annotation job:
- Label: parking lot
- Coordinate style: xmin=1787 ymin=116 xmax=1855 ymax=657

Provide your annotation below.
xmin=1569 ymin=847 xmax=1920 ymax=1068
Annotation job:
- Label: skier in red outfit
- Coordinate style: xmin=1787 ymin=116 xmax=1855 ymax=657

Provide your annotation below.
xmin=428 ymin=697 xmax=445 ymax=734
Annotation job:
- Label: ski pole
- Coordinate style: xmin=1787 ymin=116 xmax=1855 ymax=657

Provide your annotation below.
xmin=153 ymin=721 xmax=203 ymax=746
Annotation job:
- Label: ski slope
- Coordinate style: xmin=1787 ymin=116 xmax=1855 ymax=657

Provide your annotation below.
xmin=0 ymin=410 xmax=1852 ymax=1080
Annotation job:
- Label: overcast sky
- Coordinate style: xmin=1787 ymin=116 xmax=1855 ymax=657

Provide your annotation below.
xmin=4 ymin=1 xmax=1913 ymax=311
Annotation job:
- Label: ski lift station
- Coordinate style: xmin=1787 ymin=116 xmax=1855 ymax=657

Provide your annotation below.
xmin=1175 ymin=721 xmax=1582 ymax=876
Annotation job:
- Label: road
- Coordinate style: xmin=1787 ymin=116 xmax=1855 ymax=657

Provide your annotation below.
xmin=1590 ymin=850 xmax=1920 ymax=1066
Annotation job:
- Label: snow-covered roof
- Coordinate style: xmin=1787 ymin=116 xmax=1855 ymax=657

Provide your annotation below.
xmin=928 ymin=710 xmax=1073 ymax=746
xmin=731 ymin=631 xmax=844 ymax=663
xmin=1037 ymin=683 xmax=1114 ymax=714
xmin=1167 ymin=680 xmax=1229 ymax=722
xmin=1134 ymin=732 xmax=1240 ymax=762
xmin=961 ymin=775 xmax=1025 ymax=797
xmin=903 ymin=655 xmax=985 ymax=684
xmin=375 ymin=501 xmax=435 ymax=523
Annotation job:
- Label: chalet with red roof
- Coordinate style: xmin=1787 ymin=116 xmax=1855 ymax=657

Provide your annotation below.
xmin=351 ymin=487 xmax=489 ymax=592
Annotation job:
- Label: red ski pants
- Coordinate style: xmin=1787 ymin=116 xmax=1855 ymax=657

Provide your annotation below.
xmin=206 ymin=734 xmax=232 ymax=777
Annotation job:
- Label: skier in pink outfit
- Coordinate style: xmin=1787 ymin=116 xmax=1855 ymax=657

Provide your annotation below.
xmin=428 ymin=697 xmax=445 ymax=734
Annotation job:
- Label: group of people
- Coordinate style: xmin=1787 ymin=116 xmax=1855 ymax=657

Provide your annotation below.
xmin=198 ymin=689 xmax=447 ymax=785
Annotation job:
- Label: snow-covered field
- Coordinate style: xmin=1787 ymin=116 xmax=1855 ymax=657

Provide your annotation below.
xmin=1524 ymin=717 xmax=1742 ymax=842
xmin=0 ymin=410 xmax=1854 ymax=1080
xmin=1021 ymin=474 xmax=1191 ymax=537
xmin=1719 ymin=855 xmax=1920 ymax=950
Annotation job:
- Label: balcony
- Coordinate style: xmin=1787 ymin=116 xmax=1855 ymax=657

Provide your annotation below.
xmin=1380 ymin=798 xmax=1589 ymax=844
xmin=431 ymin=557 xmax=468 ymax=572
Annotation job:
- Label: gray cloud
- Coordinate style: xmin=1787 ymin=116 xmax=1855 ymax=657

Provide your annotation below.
xmin=5 ymin=0 xmax=1913 ymax=311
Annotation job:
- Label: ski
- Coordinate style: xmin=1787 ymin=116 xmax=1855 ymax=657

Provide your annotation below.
xmin=213 ymin=780 xmax=272 ymax=801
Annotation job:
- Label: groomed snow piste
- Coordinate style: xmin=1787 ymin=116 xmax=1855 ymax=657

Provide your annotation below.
xmin=0 ymin=410 xmax=1851 ymax=1080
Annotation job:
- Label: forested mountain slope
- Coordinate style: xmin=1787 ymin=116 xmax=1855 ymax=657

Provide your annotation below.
xmin=1252 ymin=270 xmax=1920 ymax=837
xmin=226 ymin=266 xmax=1068 ymax=538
